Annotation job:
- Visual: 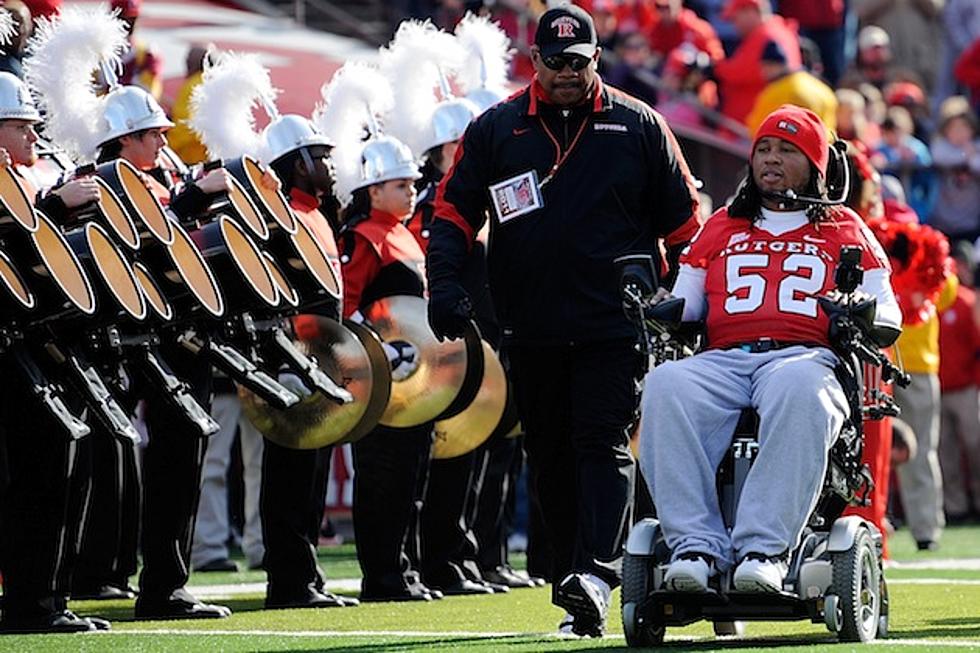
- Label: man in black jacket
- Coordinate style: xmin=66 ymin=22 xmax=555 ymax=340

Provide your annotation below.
xmin=426 ymin=4 xmax=700 ymax=637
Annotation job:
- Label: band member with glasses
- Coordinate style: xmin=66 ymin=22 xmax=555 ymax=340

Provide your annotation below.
xmin=426 ymin=4 xmax=701 ymax=637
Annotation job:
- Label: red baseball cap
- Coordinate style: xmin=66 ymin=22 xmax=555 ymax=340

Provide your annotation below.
xmin=722 ymin=0 xmax=765 ymax=21
xmin=752 ymin=105 xmax=830 ymax=176
xmin=111 ymin=0 xmax=141 ymax=19
xmin=885 ymin=82 xmax=925 ymax=107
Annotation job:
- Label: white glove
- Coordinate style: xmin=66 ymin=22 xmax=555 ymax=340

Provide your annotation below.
xmin=382 ymin=341 xmax=419 ymax=382
xmin=278 ymin=371 xmax=312 ymax=398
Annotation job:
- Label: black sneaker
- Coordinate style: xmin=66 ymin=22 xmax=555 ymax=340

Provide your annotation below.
xmin=555 ymin=573 xmax=609 ymax=638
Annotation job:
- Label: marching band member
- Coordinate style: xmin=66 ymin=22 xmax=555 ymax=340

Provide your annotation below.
xmin=317 ymin=61 xmax=440 ymax=602
xmin=0 ymin=69 xmax=108 ymax=635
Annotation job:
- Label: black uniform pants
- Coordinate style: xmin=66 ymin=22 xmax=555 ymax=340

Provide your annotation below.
xmin=0 ymin=359 xmax=86 ymax=621
xmin=138 ymin=344 xmax=212 ymax=599
xmin=261 ymin=441 xmax=331 ymax=594
xmin=73 ymin=422 xmax=141 ymax=592
xmin=419 ymin=452 xmax=478 ymax=588
xmin=472 ymin=434 xmax=522 ymax=572
xmin=506 ymin=339 xmax=641 ymax=593
xmin=352 ymin=423 xmax=431 ymax=595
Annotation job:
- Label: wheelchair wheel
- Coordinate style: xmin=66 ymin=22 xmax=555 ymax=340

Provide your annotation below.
xmin=622 ymin=550 xmax=665 ymax=647
xmin=877 ymin=576 xmax=889 ymax=638
xmin=830 ymin=527 xmax=881 ymax=642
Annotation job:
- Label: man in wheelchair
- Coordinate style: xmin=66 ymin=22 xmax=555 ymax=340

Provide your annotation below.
xmin=626 ymin=106 xmax=904 ymax=644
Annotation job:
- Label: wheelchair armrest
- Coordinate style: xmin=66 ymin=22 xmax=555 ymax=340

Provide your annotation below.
xmin=643 ymin=297 xmax=686 ymax=329
xmin=871 ymin=324 xmax=901 ymax=348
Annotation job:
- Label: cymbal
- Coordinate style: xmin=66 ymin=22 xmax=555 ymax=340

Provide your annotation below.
xmin=363 ymin=295 xmax=473 ymax=428
xmin=433 ymin=340 xmax=508 ymax=459
xmin=239 ymin=317 xmax=383 ymax=449
xmin=335 ymin=319 xmax=392 ymax=444
xmin=434 ymin=322 xmax=484 ymax=420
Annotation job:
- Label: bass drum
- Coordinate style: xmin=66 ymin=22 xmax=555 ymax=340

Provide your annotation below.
xmin=239 ymin=317 xmax=389 ymax=449
xmin=363 ymin=295 xmax=478 ymax=429
xmin=432 ymin=340 xmax=508 ymax=459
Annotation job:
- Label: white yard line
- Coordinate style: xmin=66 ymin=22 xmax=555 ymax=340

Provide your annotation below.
xmin=88 ymin=630 xmax=980 ymax=647
xmin=889 ymin=578 xmax=980 ymax=585
xmin=886 ymin=559 xmax=980 ymax=571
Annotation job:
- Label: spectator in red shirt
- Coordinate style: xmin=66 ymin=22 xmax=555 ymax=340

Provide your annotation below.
xmin=713 ymin=0 xmax=801 ymax=124
xmin=647 ymin=0 xmax=724 ymax=64
xmin=954 ymin=37 xmax=980 ymax=113
xmin=938 ymin=240 xmax=980 ymax=522
xmin=777 ymin=0 xmax=847 ymax=86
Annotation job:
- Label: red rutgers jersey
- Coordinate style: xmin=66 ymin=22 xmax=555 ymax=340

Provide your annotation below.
xmin=682 ymin=207 xmax=890 ymax=350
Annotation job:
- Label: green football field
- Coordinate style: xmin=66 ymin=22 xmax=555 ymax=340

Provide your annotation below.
xmin=4 ymin=524 xmax=979 ymax=652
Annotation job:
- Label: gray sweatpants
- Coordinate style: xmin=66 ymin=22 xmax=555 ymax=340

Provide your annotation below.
xmin=639 ymin=347 xmax=848 ymax=571
xmin=895 ymin=373 xmax=945 ymax=542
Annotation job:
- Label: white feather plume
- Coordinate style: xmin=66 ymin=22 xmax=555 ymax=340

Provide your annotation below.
xmin=379 ymin=19 xmax=466 ymax=159
xmin=454 ymin=13 xmax=512 ymax=97
xmin=189 ymin=51 xmax=279 ymax=160
xmin=0 ymin=10 xmax=16 ymax=51
xmin=23 ymin=5 xmax=128 ymax=162
xmin=313 ymin=61 xmax=394 ymax=207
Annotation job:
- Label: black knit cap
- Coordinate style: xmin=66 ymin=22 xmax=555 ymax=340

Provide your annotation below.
xmin=534 ymin=5 xmax=598 ymax=59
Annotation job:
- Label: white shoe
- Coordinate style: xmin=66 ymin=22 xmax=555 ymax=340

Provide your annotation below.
xmin=733 ymin=555 xmax=788 ymax=593
xmin=664 ymin=553 xmax=714 ymax=592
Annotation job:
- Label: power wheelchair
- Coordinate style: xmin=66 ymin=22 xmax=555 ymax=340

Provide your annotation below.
xmin=618 ymin=247 xmax=911 ymax=646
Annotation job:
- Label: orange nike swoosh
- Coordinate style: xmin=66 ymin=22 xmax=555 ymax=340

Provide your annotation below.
xmin=512 ymin=127 xmax=531 ymax=135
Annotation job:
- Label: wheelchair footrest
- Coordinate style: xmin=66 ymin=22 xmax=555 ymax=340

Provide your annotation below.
xmin=642 ymin=588 xmax=812 ymax=625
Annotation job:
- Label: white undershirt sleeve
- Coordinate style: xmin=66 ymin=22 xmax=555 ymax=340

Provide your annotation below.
xmin=671 ymin=264 xmax=708 ymax=321
xmin=859 ymin=268 xmax=902 ymax=331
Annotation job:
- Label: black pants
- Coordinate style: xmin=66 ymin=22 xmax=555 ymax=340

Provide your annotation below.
xmin=0 ymin=359 xmax=86 ymax=621
xmin=419 ymin=452 xmax=477 ymax=588
xmin=472 ymin=434 xmax=522 ymax=572
xmin=261 ymin=441 xmax=331 ymax=594
xmin=138 ymin=343 xmax=212 ymax=600
xmin=506 ymin=339 xmax=641 ymax=592
xmin=73 ymin=423 xmax=141 ymax=592
xmin=352 ymin=423 xmax=431 ymax=594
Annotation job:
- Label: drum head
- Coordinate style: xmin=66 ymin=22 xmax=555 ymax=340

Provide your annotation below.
xmin=132 ymin=261 xmax=173 ymax=321
xmin=0 ymin=249 xmax=35 ymax=310
xmin=262 ymin=252 xmax=299 ymax=308
xmin=116 ymin=159 xmax=174 ymax=245
xmin=228 ymin=177 xmax=270 ymax=241
xmin=433 ymin=341 xmax=508 ymax=459
xmin=242 ymin=156 xmax=298 ymax=233
xmin=94 ymin=177 xmax=140 ymax=250
xmin=86 ymin=222 xmax=147 ymax=321
xmin=289 ymin=219 xmax=341 ymax=299
xmin=166 ymin=220 xmax=224 ymax=317
xmin=0 ymin=166 xmax=38 ymax=231
xmin=219 ymin=216 xmax=278 ymax=307
xmin=239 ymin=318 xmax=378 ymax=449
xmin=31 ymin=211 xmax=95 ymax=315
xmin=365 ymin=295 xmax=469 ymax=428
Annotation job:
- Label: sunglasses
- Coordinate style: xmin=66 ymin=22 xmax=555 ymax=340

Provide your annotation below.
xmin=541 ymin=53 xmax=592 ymax=71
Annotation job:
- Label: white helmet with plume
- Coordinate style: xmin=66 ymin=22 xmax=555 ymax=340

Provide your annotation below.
xmin=188 ymin=50 xmax=333 ymax=166
xmin=314 ymin=60 xmax=418 ymax=207
xmin=454 ymin=13 xmax=513 ymax=113
xmin=23 ymin=4 xmax=148 ymax=161
xmin=379 ymin=19 xmax=474 ymax=158
xmin=0 ymin=72 xmax=40 ymax=122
